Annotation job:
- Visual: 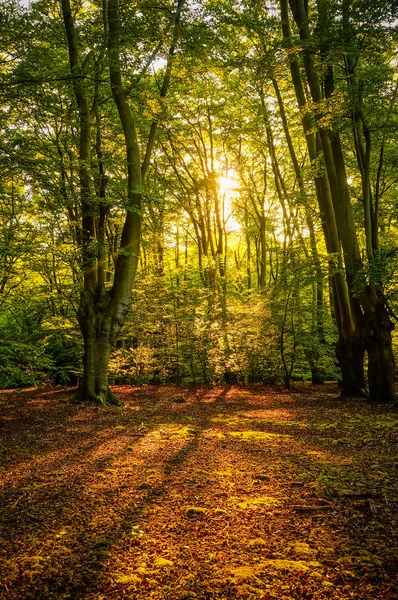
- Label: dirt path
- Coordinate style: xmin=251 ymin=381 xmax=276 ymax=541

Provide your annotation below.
xmin=0 ymin=384 xmax=397 ymax=599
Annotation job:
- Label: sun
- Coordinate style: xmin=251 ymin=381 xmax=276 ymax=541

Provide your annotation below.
xmin=218 ymin=174 xmax=238 ymax=195
xmin=217 ymin=170 xmax=241 ymax=232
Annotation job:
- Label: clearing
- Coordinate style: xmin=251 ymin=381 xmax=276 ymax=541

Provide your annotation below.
xmin=0 ymin=384 xmax=397 ymax=599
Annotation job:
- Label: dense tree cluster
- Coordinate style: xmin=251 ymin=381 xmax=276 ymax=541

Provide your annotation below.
xmin=0 ymin=0 xmax=397 ymax=402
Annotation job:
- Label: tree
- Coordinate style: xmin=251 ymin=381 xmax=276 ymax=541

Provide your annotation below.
xmin=57 ymin=0 xmax=185 ymax=403
xmin=1 ymin=0 xmax=397 ymax=394
xmin=279 ymin=0 xmax=397 ymax=401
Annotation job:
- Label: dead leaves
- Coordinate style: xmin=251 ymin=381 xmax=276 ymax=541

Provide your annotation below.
xmin=0 ymin=383 xmax=397 ymax=599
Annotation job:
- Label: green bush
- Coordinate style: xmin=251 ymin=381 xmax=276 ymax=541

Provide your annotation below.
xmin=0 ymin=340 xmax=53 ymax=388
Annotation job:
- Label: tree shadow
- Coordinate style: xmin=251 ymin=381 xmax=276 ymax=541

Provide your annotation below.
xmin=0 ymin=385 xmax=234 ymax=598
xmin=1 ymin=383 xmax=397 ymax=599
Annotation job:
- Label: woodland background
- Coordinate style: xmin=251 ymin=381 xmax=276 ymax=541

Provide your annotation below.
xmin=0 ymin=0 xmax=397 ymax=393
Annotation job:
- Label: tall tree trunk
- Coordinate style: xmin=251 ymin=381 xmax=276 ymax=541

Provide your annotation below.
xmin=361 ymin=286 xmax=395 ymax=402
xmin=62 ymin=0 xmax=184 ymax=403
xmin=340 ymin=0 xmax=395 ymax=401
xmin=61 ymin=0 xmax=113 ymax=404
xmin=272 ymin=75 xmax=327 ymax=381
xmin=281 ymin=0 xmax=368 ymax=396
xmin=303 ymin=0 xmax=395 ymax=400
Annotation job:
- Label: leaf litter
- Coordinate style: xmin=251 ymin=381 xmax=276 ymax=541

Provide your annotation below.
xmin=0 ymin=384 xmax=397 ymax=599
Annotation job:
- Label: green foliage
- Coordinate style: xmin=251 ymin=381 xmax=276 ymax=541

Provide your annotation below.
xmin=41 ymin=317 xmax=82 ymax=385
xmin=0 ymin=283 xmax=80 ymax=388
xmin=107 ymin=269 xmax=332 ymax=386
xmin=0 ymin=339 xmax=52 ymax=388
xmin=0 ymin=0 xmax=397 ymax=392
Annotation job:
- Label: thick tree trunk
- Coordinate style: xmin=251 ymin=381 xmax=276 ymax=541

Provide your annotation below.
xmin=332 ymin=277 xmax=367 ymax=397
xmin=78 ymin=292 xmax=122 ymax=405
xmin=335 ymin=334 xmax=367 ymax=397
xmin=79 ymin=334 xmax=119 ymax=404
xmin=361 ymin=285 xmax=396 ymax=402
xmin=61 ymin=0 xmax=184 ymax=403
xmin=282 ymin=0 xmax=395 ymax=400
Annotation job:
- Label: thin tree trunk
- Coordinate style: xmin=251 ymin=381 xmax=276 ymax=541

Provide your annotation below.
xmin=272 ymin=74 xmax=327 ymax=380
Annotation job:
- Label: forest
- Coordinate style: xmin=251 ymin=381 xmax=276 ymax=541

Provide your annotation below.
xmin=1 ymin=2 xmax=398 ymax=599
xmin=0 ymin=0 xmax=397 ymax=403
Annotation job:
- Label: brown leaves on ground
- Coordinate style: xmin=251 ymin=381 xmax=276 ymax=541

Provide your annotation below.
xmin=0 ymin=384 xmax=397 ymax=599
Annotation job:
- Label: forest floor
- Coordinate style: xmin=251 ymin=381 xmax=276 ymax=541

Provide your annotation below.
xmin=0 ymin=384 xmax=397 ymax=600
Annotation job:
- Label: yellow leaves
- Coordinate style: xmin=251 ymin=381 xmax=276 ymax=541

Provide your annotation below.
xmin=237 ymin=496 xmax=280 ymax=509
xmin=40 ymin=316 xmax=75 ymax=333
xmin=75 ymin=0 xmax=98 ymax=19
xmin=229 ymin=430 xmax=290 ymax=441
xmin=154 ymin=557 xmax=174 ymax=567
xmin=114 ymin=557 xmax=173 ymax=590
xmin=302 ymin=90 xmax=346 ymax=130
xmin=229 ymin=558 xmax=321 ymax=584
xmin=55 ymin=530 xmax=68 ymax=538
xmin=247 ymin=537 xmax=267 ymax=547
xmin=230 ymin=565 xmax=261 ymax=582
xmin=115 ymin=573 xmax=141 ymax=584
xmin=260 ymin=559 xmax=317 ymax=573
xmin=286 ymin=542 xmax=318 ymax=559
xmin=215 ymin=467 xmax=236 ymax=477
xmin=211 ymin=412 xmax=250 ymax=425
xmin=203 ymin=431 xmax=225 ymax=440
xmin=142 ymin=97 xmax=162 ymax=119
xmin=150 ymin=424 xmax=198 ymax=439
xmin=136 ymin=566 xmax=148 ymax=574
xmin=169 ymin=426 xmax=198 ymax=437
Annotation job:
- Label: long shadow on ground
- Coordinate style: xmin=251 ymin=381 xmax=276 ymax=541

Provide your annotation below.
xmin=0 ymin=384 xmax=397 ymax=599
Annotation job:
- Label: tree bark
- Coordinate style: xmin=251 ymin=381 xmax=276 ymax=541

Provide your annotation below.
xmin=62 ymin=0 xmax=184 ymax=403
xmin=283 ymin=0 xmax=397 ymax=399
xmin=361 ymin=285 xmax=396 ymax=402
xmin=280 ymin=0 xmax=366 ymax=395
xmin=61 ymin=0 xmax=115 ymax=404
xmin=271 ymin=75 xmax=327 ymax=382
xmin=77 ymin=291 xmax=119 ymax=404
xmin=335 ymin=334 xmax=367 ymax=397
